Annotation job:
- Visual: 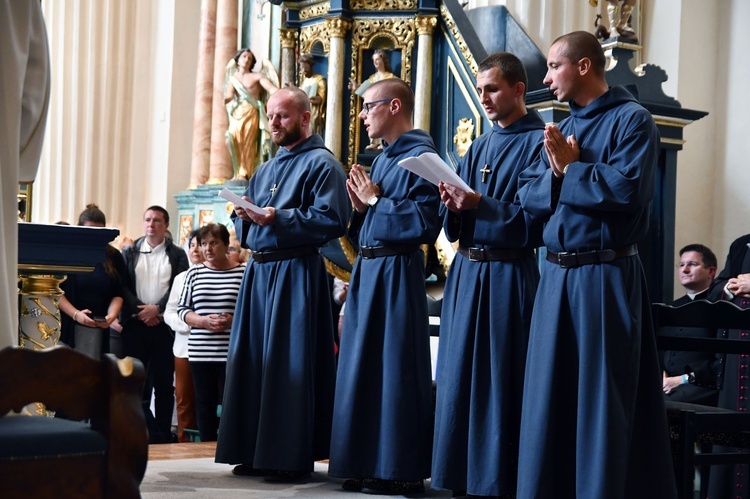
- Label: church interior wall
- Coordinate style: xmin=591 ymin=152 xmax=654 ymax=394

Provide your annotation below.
xmin=712 ymin=0 xmax=750 ymax=276
xmin=645 ymin=0 xmax=720 ymax=297
xmin=165 ymin=1 xmax=201 ymax=229
xmin=28 ymin=0 xmax=748 ymax=300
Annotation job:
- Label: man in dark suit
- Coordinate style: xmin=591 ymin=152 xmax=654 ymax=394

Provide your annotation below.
xmin=661 ymin=243 xmax=719 ymax=405
xmin=707 ymin=234 xmax=750 ymax=497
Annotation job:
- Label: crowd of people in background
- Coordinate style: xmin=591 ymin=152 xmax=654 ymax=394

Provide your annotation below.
xmin=51 ymin=30 xmax=750 ymax=498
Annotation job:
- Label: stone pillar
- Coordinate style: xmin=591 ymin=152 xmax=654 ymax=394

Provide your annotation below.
xmin=414 ymin=15 xmax=437 ymax=132
xmin=324 ymin=18 xmax=352 ymax=161
xmin=207 ymin=0 xmax=238 ymax=184
xmin=189 ymin=0 xmax=218 ymax=188
xmin=280 ymin=28 xmax=298 ymax=87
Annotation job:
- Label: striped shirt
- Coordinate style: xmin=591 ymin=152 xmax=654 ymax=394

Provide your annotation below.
xmin=177 ymin=263 xmax=245 ymax=362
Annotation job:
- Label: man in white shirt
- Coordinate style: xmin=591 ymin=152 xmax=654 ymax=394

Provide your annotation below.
xmin=121 ymin=206 xmax=188 ymax=443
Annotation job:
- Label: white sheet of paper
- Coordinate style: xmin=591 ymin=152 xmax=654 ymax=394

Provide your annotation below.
xmin=397 ymin=152 xmax=474 ymax=193
xmin=218 ymin=188 xmax=269 ymax=215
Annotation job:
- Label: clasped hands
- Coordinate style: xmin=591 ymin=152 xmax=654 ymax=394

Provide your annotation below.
xmin=544 ymin=124 xmax=580 ymax=178
xmin=727 ymin=273 xmax=750 ymax=297
xmin=234 ymin=199 xmax=276 ymax=227
xmin=347 ymin=164 xmax=380 ymax=213
xmin=202 ymin=313 xmax=233 ymax=332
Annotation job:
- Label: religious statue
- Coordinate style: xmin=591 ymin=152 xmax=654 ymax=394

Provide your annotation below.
xmin=453 ymin=118 xmax=475 ymax=158
xmin=224 ymin=48 xmax=279 ymax=180
xmin=299 ymin=53 xmax=327 ymax=137
xmin=591 ymin=0 xmax=638 ymax=42
xmin=349 ymin=49 xmax=398 ymax=151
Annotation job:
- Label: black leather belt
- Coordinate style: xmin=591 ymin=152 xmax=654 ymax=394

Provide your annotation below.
xmin=546 ymin=244 xmax=638 ymax=268
xmin=458 ymin=245 xmax=532 ymax=262
xmin=359 ymin=245 xmax=420 ymax=259
xmin=252 ymin=245 xmax=319 ymax=263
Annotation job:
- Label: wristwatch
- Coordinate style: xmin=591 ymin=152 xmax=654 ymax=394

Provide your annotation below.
xmin=368 ymin=195 xmax=380 ymax=207
xmin=687 ymin=372 xmax=696 ymax=384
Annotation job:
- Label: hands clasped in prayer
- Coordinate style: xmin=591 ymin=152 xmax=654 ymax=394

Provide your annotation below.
xmin=234 ymin=199 xmax=276 ymax=226
xmin=544 ymin=124 xmax=580 ymax=177
xmin=347 ymin=164 xmax=380 ymax=213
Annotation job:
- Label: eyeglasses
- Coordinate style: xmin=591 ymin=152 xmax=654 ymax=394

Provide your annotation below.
xmin=362 ymin=98 xmax=393 ymax=114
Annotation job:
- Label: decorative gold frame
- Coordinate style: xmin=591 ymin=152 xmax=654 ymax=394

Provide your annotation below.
xmin=444 ymin=57 xmax=482 ymax=169
xmin=299 ymin=20 xmax=330 ymax=54
xmin=350 ymin=0 xmax=416 ymax=10
xmin=347 ymin=17 xmax=416 ymax=166
xmin=18 ymin=183 xmax=32 ymax=222
xmin=299 ymin=2 xmax=330 ymax=20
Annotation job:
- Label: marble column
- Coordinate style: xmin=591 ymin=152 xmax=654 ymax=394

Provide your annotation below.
xmin=324 ymin=18 xmax=352 ymax=161
xmin=280 ymin=28 xmax=298 ymax=87
xmin=189 ymin=0 xmax=218 ymax=188
xmin=207 ymin=0 xmax=238 ymax=184
xmin=414 ymin=15 xmax=437 ymax=132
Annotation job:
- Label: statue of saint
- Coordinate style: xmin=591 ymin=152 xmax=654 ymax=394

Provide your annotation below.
xmin=592 ymin=0 xmax=638 ymax=42
xmin=348 ymin=49 xmax=398 ymax=151
xmin=299 ymin=53 xmax=327 ymax=137
xmin=224 ymin=48 xmax=279 ymax=180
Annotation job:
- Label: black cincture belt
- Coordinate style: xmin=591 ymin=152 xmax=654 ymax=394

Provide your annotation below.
xmin=458 ymin=245 xmax=532 ymax=262
xmin=252 ymin=245 xmax=319 ymax=263
xmin=546 ymin=244 xmax=638 ymax=269
xmin=359 ymin=245 xmax=420 ymax=259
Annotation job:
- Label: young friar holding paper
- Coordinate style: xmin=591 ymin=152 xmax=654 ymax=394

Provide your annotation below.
xmin=431 ymin=52 xmax=546 ymax=498
xmin=328 ymin=78 xmax=441 ymax=495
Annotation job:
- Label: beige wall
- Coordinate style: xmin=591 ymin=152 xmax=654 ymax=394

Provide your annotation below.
xmin=33 ymin=0 xmax=200 ymax=241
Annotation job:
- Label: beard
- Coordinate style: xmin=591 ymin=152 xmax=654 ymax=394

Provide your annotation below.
xmin=272 ymin=120 xmax=303 ymax=147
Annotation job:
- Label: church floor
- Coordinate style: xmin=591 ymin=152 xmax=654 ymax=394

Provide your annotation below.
xmin=142 ymin=441 xmax=452 ymax=498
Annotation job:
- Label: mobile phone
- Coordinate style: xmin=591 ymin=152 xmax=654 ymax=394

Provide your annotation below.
xmin=89 ymin=315 xmax=107 ymax=322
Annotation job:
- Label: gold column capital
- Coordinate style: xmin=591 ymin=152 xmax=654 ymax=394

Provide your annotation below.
xmin=415 ymin=15 xmax=438 ymax=36
xmin=280 ymin=28 xmax=298 ymax=49
xmin=326 ymin=17 xmax=352 ymax=38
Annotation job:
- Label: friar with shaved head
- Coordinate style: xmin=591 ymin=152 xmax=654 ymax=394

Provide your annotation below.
xmin=516 ymin=31 xmax=677 ymax=498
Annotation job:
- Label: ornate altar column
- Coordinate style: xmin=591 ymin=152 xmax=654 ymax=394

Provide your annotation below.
xmin=280 ymin=28 xmax=298 ymax=87
xmin=414 ymin=15 xmax=437 ymax=132
xmin=17 ymin=224 xmax=119 ymax=351
xmin=207 ymin=0 xmax=238 ymax=184
xmin=189 ymin=0 xmax=218 ymax=188
xmin=324 ymin=18 xmax=352 ymax=161
xmin=18 ymin=275 xmax=66 ymax=350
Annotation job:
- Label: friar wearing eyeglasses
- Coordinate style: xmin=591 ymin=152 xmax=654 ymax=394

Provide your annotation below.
xmin=328 ymin=78 xmax=440 ymax=495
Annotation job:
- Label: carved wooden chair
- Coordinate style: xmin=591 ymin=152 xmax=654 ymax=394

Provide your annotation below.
xmin=0 ymin=346 xmax=148 ymax=498
xmin=653 ymin=300 xmax=750 ymax=499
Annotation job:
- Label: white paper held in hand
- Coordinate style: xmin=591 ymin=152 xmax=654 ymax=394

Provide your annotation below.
xmin=397 ymin=152 xmax=474 ymax=193
xmin=218 ymin=188 xmax=270 ymax=215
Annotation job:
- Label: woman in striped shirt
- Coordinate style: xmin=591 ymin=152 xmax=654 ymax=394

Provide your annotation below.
xmin=178 ymin=223 xmax=245 ymax=441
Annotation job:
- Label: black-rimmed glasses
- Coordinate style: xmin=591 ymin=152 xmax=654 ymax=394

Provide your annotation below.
xmin=362 ymin=98 xmax=393 ymax=114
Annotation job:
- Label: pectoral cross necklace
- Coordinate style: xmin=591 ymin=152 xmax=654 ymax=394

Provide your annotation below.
xmin=479 ymin=138 xmax=494 ymax=183
xmin=480 ymin=164 xmax=491 ymax=183
xmin=269 ymin=183 xmax=277 ymax=196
